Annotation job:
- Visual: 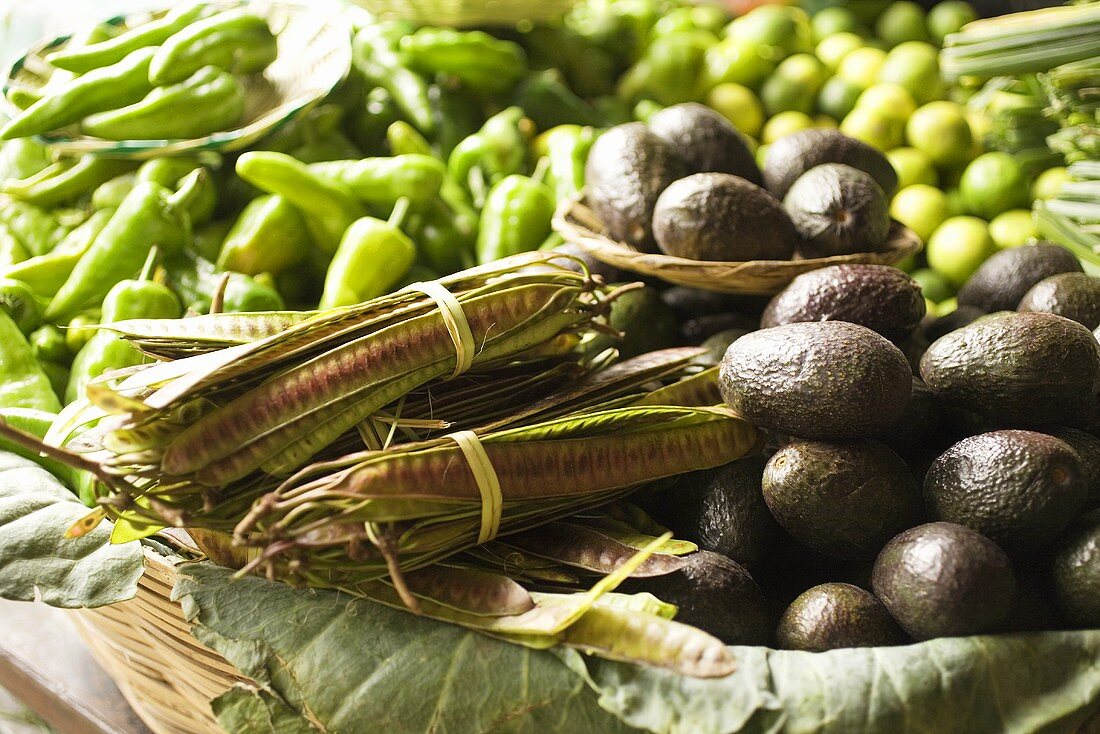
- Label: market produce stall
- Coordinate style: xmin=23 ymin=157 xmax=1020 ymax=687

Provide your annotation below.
xmin=0 ymin=1 xmax=1097 ymax=732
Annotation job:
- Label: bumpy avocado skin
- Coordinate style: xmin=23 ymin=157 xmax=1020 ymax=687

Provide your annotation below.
xmin=649 ymin=103 xmax=763 ymax=185
xmin=920 ymin=312 xmax=1100 ymax=426
xmin=872 ymin=522 xmax=1016 ymax=640
xmin=784 ymin=164 xmax=892 ymax=258
xmin=1018 ymin=272 xmax=1100 ymax=330
xmin=763 ymin=439 xmax=923 ymax=560
xmin=1052 ymin=512 xmax=1100 ymax=628
xmin=653 ymin=172 xmax=799 ymax=261
xmin=585 ymin=122 xmax=689 ymax=253
xmin=924 ymin=430 xmax=1087 ymax=551
xmin=1047 ymin=428 xmax=1100 ymax=510
xmin=761 ymin=264 xmax=925 ymax=344
xmin=763 ymin=128 xmax=899 ymax=200
xmin=719 ymin=321 xmax=912 ymax=439
xmin=776 ymin=582 xmax=907 ymax=651
xmin=956 ymin=243 xmax=1082 ymax=313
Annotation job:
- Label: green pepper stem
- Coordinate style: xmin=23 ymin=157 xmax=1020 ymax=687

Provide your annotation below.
xmin=166 ymin=167 xmax=206 ymax=211
xmin=139 ymin=245 xmax=160 ymax=282
xmin=388 ymin=197 xmax=411 ymax=229
xmin=531 ymin=156 xmax=551 ymax=186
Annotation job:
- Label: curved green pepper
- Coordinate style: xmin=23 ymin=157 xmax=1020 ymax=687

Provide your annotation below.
xmin=430 ymin=83 xmax=483 ymax=159
xmin=82 ymin=66 xmax=246 ymax=141
xmin=320 ymin=206 xmax=417 ymax=309
xmin=347 ymin=87 xmax=402 ymax=156
xmin=0 ymin=197 xmax=70 ymax=258
xmin=29 ymin=325 xmax=69 ymax=365
xmin=406 ymin=198 xmax=476 ymax=275
xmin=165 ymin=250 xmax=285 ymax=314
xmin=1 ymin=209 xmax=112 ymax=298
xmin=398 ymin=29 xmax=528 ymax=96
xmin=447 ymin=106 xmax=533 ymax=206
xmin=64 ymin=311 xmax=100 ymax=355
xmin=0 ymin=224 xmax=28 ymax=268
xmin=1 ymin=155 xmax=135 ymax=208
xmin=352 ymin=26 xmax=434 ymax=134
xmin=40 ymin=360 xmax=68 ymax=404
xmin=4 ymin=87 xmax=41 ymax=111
xmin=136 ymin=157 xmax=217 ymax=227
xmin=0 ymin=46 xmax=156 ymax=140
xmin=533 ymin=124 xmax=598 ymax=205
xmin=287 ymin=106 xmax=362 ymax=163
xmin=513 ymin=69 xmax=604 ymax=130
xmin=0 ymin=310 xmax=61 ymax=412
xmin=387 ymin=121 xmax=433 ymax=157
xmin=149 ymin=8 xmax=278 ymax=85
xmin=0 ymin=139 xmax=51 ymax=182
xmin=475 ymin=175 xmax=556 ymax=264
xmin=91 ymin=172 xmax=137 ymax=210
xmin=218 ymin=194 xmax=308 ymax=276
xmin=310 ymin=155 xmax=446 ymax=207
xmin=0 ymin=278 xmax=44 ymax=334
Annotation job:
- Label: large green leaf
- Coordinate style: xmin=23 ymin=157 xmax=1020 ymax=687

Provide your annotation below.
xmin=0 ymin=451 xmax=143 ymax=608
xmin=212 ymin=686 xmax=320 ymax=734
xmin=174 ymin=562 xmax=636 ymax=734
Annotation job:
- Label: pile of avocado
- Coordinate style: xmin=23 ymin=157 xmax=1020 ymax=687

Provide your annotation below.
xmin=586 ymin=105 xmax=898 ymax=262
xmin=631 ymin=244 xmax=1100 ymax=650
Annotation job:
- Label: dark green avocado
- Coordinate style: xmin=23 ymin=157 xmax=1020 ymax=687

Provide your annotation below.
xmin=1018 ymin=272 xmax=1100 ymax=330
xmin=1046 ymin=428 xmax=1100 ymax=510
xmin=700 ymin=328 xmax=753 ymax=365
xmin=648 ymin=103 xmax=762 ymax=184
xmin=585 ymin=122 xmax=689 ymax=253
xmin=652 ymin=172 xmax=799 ymax=261
xmin=956 ymin=243 xmax=1082 ymax=313
xmin=719 ymin=321 xmax=912 ymax=439
xmin=763 ymin=128 xmax=898 ymax=200
xmin=761 ymin=264 xmax=925 ymax=344
xmin=924 ymin=430 xmax=1087 ymax=551
xmin=871 ymin=521 xmax=1016 ymax=640
xmin=920 ymin=311 xmax=1100 ymax=426
xmin=783 ymin=163 xmax=892 ymax=258
xmin=776 ymin=582 xmax=907 ymax=651
xmin=1052 ymin=511 xmax=1100 ymax=628
xmin=762 ymin=439 xmax=923 ymax=560
xmin=584 ymin=285 xmax=679 ymax=360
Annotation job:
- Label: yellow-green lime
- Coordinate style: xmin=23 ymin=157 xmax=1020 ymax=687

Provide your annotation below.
xmin=878 ymin=41 xmax=944 ymax=104
xmin=811 ymin=7 xmax=865 ymax=41
xmin=817 ymin=76 xmax=863 ymax=120
xmin=944 ymin=187 xmax=966 ymax=217
xmin=936 ymin=297 xmax=959 ymax=317
xmin=906 ymin=101 xmax=972 ymax=168
xmin=840 ymin=107 xmax=905 ymax=150
xmin=887 ymin=147 xmax=938 ymax=189
xmin=1032 ymin=166 xmax=1070 ymax=201
xmin=762 ymin=110 xmax=816 ymax=144
xmin=706 ymin=83 xmax=765 ymax=138
xmin=703 ymin=37 xmax=778 ymax=90
xmin=927 ymin=215 xmax=996 ymax=286
xmin=816 ymin=32 xmax=864 ymax=71
xmin=815 ymin=114 xmax=839 ymax=129
xmin=857 ymin=83 xmax=917 ymax=120
xmin=890 ymin=184 xmax=949 ymax=242
xmin=762 ymin=53 xmax=828 ymax=115
xmin=876 ymin=1 xmax=930 ymax=46
xmin=911 ymin=267 xmax=955 ymax=303
xmin=755 ymin=143 xmax=770 ymax=169
xmin=924 ymin=296 xmax=938 ymax=316
xmin=837 ymin=47 xmax=887 ymax=89
xmin=988 ymin=209 xmax=1039 ymax=250
xmin=728 ymin=5 xmax=813 ymax=56
xmin=959 ymin=152 xmax=1030 ymax=220
xmin=927 ymin=1 xmax=978 ymax=45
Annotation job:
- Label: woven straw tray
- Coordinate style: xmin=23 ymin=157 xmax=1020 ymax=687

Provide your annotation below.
xmin=350 ymin=0 xmax=578 ymax=26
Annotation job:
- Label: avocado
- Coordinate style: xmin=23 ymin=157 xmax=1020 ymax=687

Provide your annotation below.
xmin=871 ymin=522 xmax=1016 ymax=640
xmin=922 ymin=304 xmax=986 ymax=342
xmin=956 ymin=243 xmax=1082 ymax=313
xmin=585 ymin=122 xmax=690 ymax=253
xmin=763 ymin=128 xmax=899 ymax=200
xmin=920 ymin=312 xmax=1100 ymax=426
xmin=882 ymin=377 xmax=943 ymax=457
xmin=1051 ymin=511 xmax=1100 ymax=628
xmin=783 ymin=164 xmax=892 ymax=258
xmin=652 ymin=173 xmax=799 ymax=261
xmin=1018 ymin=272 xmax=1100 ymax=330
xmin=761 ymin=264 xmax=925 ymax=344
xmin=720 ymin=321 xmax=912 ymax=439
xmin=1046 ymin=428 xmax=1100 ymax=510
xmin=647 ymin=457 xmax=780 ymax=570
xmin=545 ymin=242 xmax=623 ymax=283
xmin=763 ymin=439 xmax=922 ymax=560
xmin=680 ymin=313 xmax=757 ymax=345
xmin=924 ymin=430 xmax=1087 ymax=552
xmin=701 ymin=328 xmax=752 ymax=365
xmin=587 ymin=285 xmax=679 ymax=359
xmin=776 ymin=582 xmax=907 ymax=651
xmin=648 ymin=103 xmax=763 ymax=185
xmin=623 ymin=550 xmax=772 ymax=644
xmin=660 ymin=287 xmax=748 ymax=320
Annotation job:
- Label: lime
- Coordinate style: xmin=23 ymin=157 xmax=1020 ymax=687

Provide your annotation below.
xmin=890 ymin=184 xmax=949 ymax=242
xmin=1032 ymin=166 xmax=1071 ymax=201
xmin=817 ymin=76 xmax=863 ymax=120
xmin=857 ymin=83 xmax=917 ymax=120
xmin=959 ymin=152 xmax=1030 ymax=220
xmin=755 ymin=143 xmax=770 ymax=169
xmin=816 ymin=32 xmax=864 ymax=71
xmin=762 ymin=110 xmax=816 ymax=144
xmin=911 ymin=267 xmax=955 ymax=303
xmin=728 ymin=5 xmax=813 ymax=56
xmin=837 ymin=47 xmax=887 ymax=89
xmin=988 ymin=209 xmax=1039 ymax=249
xmin=936 ymin=297 xmax=958 ymax=317
xmin=703 ymin=37 xmax=779 ymax=90
xmin=906 ymin=101 xmax=973 ymax=169
xmin=924 ymin=296 xmax=938 ymax=316
xmin=875 ymin=1 xmax=930 ymax=46
xmin=878 ymin=41 xmax=944 ymax=104
xmin=706 ymin=83 xmax=765 ymax=138
xmin=944 ymin=187 xmax=966 ymax=217
xmin=840 ymin=107 xmax=904 ymax=151
xmin=926 ymin=216 xmax=996 ymax=286
xmin=887 ymin=147 xmax=938 ymax=189
xmin=812 ymin=7 xmax=865 ymax=41
xmin=762 ymin=53 xmax=828 ymax=115
xmin=927 ymin=1 xmax=978 ymax=45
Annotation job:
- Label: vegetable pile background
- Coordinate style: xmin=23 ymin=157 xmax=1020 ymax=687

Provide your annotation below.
xmin=0 ymin=1 xmax=1098 ymax=733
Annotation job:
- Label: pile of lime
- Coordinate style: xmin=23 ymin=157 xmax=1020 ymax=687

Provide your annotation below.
xmin=703 ymin=0 xmax=1070 ymax=318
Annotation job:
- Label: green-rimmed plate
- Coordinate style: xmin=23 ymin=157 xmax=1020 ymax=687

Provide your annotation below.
xmin=1 ymin=1 xmax=351 ymax=158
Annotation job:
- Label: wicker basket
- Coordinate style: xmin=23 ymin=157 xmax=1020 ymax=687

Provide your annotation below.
xmin=350 ymin=0 xmax=577 ymax=26
xmin=70 ymin=550 xmax=244 ymax=734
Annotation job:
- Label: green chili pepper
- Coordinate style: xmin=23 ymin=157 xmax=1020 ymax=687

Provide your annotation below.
xmin=399 ymin=29 xmax=528 ymax=96
xmin=64 ymin=311 xmax=99 ymax=355
xmin=0 ymin=139 xmax=51 ymax=181
xmin=0 ymin=310 xmax=61 ymax=412
xmin=29 ymin=325 xmax=69 ymax=365
xmin=0 ymin=47 xmax=156 ymax=140
xmin=320 ymin=202 xmax=416 ymax=309
xmin=0 ymin=224 xmax=29 ymax=268
xmin=513 ymin=69 xmax=604 ymax=130
xmin=289 ymin=106 xmax=362 ymax=163
xmin=91 ymin=172 xmax=137 ymax=210
xmin=217 ymin=194 xmax=308 ymax=276
xmin=447 ymin=106 xmax=533 ymax=206
xmin=136 ymin=157 xmax=218 ymax=227
xmin=66 ymin=251 xmax=181 ymax=403
xmin=405 ymin=197 xmax=476 ymax=275
xmin=165 ymin=251 xmax=285 ymax=314
xmin=352 ymin=26 xmax=435 ymax=134
xmin=224 ymin=274 xmax=285 ymax=313
xmin=310 ymin=155 xmax=446 ymax=207
xmin=0 ymin=407 xmax=77 ymax=485
xmin=386 ymin=121 xmax=434 ymax=157
xmin=347 ymin=87 xmax=403 ymax=156
xmin=1 ymin=209 xmax=113 ymax=298
xmin=522 ymin=26 xmax=620 ymax=99
xmin=45 ymin=2 xmax=210 ymax=73
xmin=1 ymin=155 xmax=135 ymax=208
xmin=616 ymin=30 xmax=716 ymax=105
xmin=475 ymin=174 xmax=556 ymax=264
xmin=45 ymin=170 xmax=202 ymax=322
xmin=0 ymin=278 xmax=44 ymax=334
xmin=430 ymin=83 xmax=483 ymax=159
xmin=235 ymin=151 xmax=364 ymax=254
xmin=5 ymin=87 xmax=41 ymax=111
xmin=194 ymin=217 xmax=233 ymax=262
xmin=533 ymin=124 xmax=598 ymax=205
xmin=0 ymin=197 xmax=69 ymax=257
xmin=592 ymin=95 xmax=634 ymax=126
xmin=149 ymin=8 xmax=278 ymax=85
xmin=40 ymin=360 xmax=68 ymax=404
xmin=82 ymin=66 xmax=246 ymax=141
